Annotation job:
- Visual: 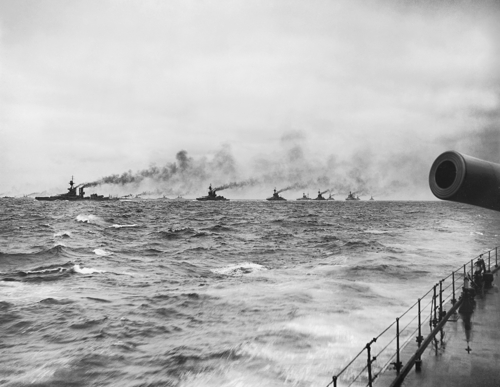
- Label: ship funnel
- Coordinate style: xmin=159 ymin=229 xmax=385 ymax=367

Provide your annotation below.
xmin=429 ymin=151 xmax=500 ymax=212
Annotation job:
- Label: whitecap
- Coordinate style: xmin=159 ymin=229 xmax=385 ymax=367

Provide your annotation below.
xmin=76 ymin=214 xmax=104 ymax=225
xmin=110 ymin=224 xmax=138 ymax=228
xmin=364 ymin=229 xmax=389 ymax=234
xmin=54 ymin=231 xmax=72 ymax=238
xmin=212 ymin=262 xmax=266 ymax=276
xmin=93 ymin=248 xmax=112 ymax=256
xmin=73 ymin=264 xmax=105 ymax=274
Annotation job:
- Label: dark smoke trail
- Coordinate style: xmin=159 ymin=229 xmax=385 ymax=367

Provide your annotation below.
xmin=276 ymin=183 xmax=308 ymax=194
xmin=320 ymin=189 xmax=329 ymax=195
xmin=214 ymin=178 xmax=260 ymax=192
xmin=77 ymin=150 xmax=197 ymax=189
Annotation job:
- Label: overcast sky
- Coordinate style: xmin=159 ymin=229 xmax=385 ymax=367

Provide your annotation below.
xmin=1 ymin=0 xmax=499 ymax=199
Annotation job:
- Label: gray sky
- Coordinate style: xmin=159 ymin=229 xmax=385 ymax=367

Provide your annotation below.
xmin=1 ymin=0 xmax=499 ymax=199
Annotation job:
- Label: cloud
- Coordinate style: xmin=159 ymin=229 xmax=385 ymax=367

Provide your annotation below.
xmin=0 ymin=0 xmax=499 ymax=196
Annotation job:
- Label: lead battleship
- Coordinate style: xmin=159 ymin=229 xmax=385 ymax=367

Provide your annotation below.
xmin=35 ymin=177 xmax=115 ymax=201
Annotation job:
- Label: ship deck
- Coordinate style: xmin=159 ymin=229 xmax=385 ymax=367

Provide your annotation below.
xmin=377 ymin=269 xmax=500 ymax=387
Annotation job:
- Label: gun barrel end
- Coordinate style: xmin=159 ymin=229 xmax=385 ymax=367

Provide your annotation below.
xmin=429 ymin=151 xmax=466 ymax=199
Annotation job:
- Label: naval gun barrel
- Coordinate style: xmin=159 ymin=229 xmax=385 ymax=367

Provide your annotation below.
xmin=429 ymin=151 xmax=500 ymax=212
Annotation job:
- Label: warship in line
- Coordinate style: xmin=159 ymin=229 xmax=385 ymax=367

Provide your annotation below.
xmin=345 ymin=191 xmax=360 ymax=201
xmin=314 ymin=190 xmax=328 ymax=201
xmin=196 ymin=184 xmax=229 ymax=201
xmin=35 ymin=177 xmax=116 ymax=201
xmin=296 ymin=193 xmax=311 ymax=201
xmin=327 ymin=192 xmax=335 ymax=200
xmin=266 ymin=188 xmax=286 ymax=201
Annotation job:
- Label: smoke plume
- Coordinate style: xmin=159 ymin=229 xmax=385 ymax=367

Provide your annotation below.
xmin=276 ymin=183 xmax=308 ymax=194
xmin=214 ymin=179 xmax=260 ymax=192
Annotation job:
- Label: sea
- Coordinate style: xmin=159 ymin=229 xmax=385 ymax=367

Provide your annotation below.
xmin=1 ymin=198 xmax=499 ymax=387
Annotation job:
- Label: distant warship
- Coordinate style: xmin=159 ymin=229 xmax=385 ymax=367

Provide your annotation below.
xmin=345 ymin=191 xmax=361 ymax=201
xmin=369 ymin=196 xmax=374 ymax=201
xmin=314 ymin=190 xmax=327 ymax=201
xmin=266 ymin=188 xmax=286 ymax=201
xmin=296 ymin=193 xmax=311 ymax=201
xmin=35 ymin=177 xmax=116 ymax=201
xmin=327 ymin=192 xmax=335 ymax=200
xmin=196 ymin=184 xmax=229 ymax=201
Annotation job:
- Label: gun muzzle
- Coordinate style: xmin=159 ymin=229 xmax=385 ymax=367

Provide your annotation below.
xmin=429 ymin=151 xmax=500 ymax=212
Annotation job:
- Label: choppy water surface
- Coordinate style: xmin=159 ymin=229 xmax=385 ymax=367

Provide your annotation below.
xmin=1 ymin=198 xmax=499 ymax=386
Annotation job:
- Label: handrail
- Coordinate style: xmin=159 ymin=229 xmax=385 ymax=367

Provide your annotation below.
xmin=326 ymin=246 xmax=499 ymax=387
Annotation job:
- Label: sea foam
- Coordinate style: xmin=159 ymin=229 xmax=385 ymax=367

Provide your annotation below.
xmin=212 ymin=262 xmax=266 ymax=276
xmin=93 ymin=248 xmax=112 ymax=256
xmin=73 ymin=264 xmax=105 ymax=274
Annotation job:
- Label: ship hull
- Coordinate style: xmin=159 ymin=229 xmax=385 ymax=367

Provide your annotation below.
xmin=36 ymin=196 xmax=116 ymax=201
xmin=196 ymin=197 xmax=229 ymax=201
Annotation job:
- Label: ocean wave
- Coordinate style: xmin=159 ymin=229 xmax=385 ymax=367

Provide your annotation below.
xmin=69 ymin=316 xmax=108 ymax=329
xmin=0 ymin=244 xmax=69 ymax=260
xmin=202 ymin=224 xmax=233 ymax=232
xmin=53 ymin=231 xmax=72 ymax=238
xmin=363 ymin=229 xmax=390 ymax=235
xmin=343 ymin=239 xmax=387 ymax=252
xmin=39 ymin=298 xmax=75 ymax=305
xmin=211 ymin=262 xmax=266 ymax=276
xmin=156 ymin=227 xmax=197 ymax=239
xmin=345 ymin=263 xmax=429 ymax=280
xmin=1 ymin=262 xmax=105 ymax=282
xmin=44 ymin=244 xmax=69 ymax=256
xmin=2 ymin=262 xmax=76 ymax=282
xmin=73 ymin=264 xmax=105 ymax=274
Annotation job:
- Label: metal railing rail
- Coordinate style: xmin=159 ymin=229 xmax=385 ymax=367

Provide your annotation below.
xmin=326 ymin=246 xmax=499 ymax=387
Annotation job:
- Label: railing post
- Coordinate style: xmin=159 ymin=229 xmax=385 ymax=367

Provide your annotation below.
xmin=432 ymin=284 xmax=438 ymax=327
xmin=471 ymin=259 xmax=474 ymax=278
xmin=332 ymin=375 xmax=337 ymax=387
xmin=439 ymin=280 xmax=443 ymax=321
xmin=415 ymin=298 xmax=423 ymax=371
xmin=488 ymin=251 xmax=491 ymax=270
xmin=452 ymin=271 xmax=456 ymax=304
xmin=496 ymin=247 xmax=498 ymax=267
xmin=367 ymin=342 xmax=373 ymax=387
xmin=395 ymin=318 xmax=402 ymax=373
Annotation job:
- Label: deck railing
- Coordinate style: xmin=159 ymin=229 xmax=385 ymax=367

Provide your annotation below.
xmin=326 ymin=246 xmax=499 ymax=387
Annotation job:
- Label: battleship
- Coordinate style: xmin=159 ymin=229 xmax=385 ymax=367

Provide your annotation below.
xmin=196 ymin=184 xmax=229 ymax=201
xmin=266 ymin=188 xmax=286 ymax=201
xmin=35 ymin=177 xmax=116 ymax=201
xmin=345 ymin=191 xmax=360 ymax=201
xmin=327 ymin=192 xmax=335 ymax=200
xmin=296 ymin=193 xmax=311 ymax=201
xmin=314 ymin=190 xmax=328 ymax=200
